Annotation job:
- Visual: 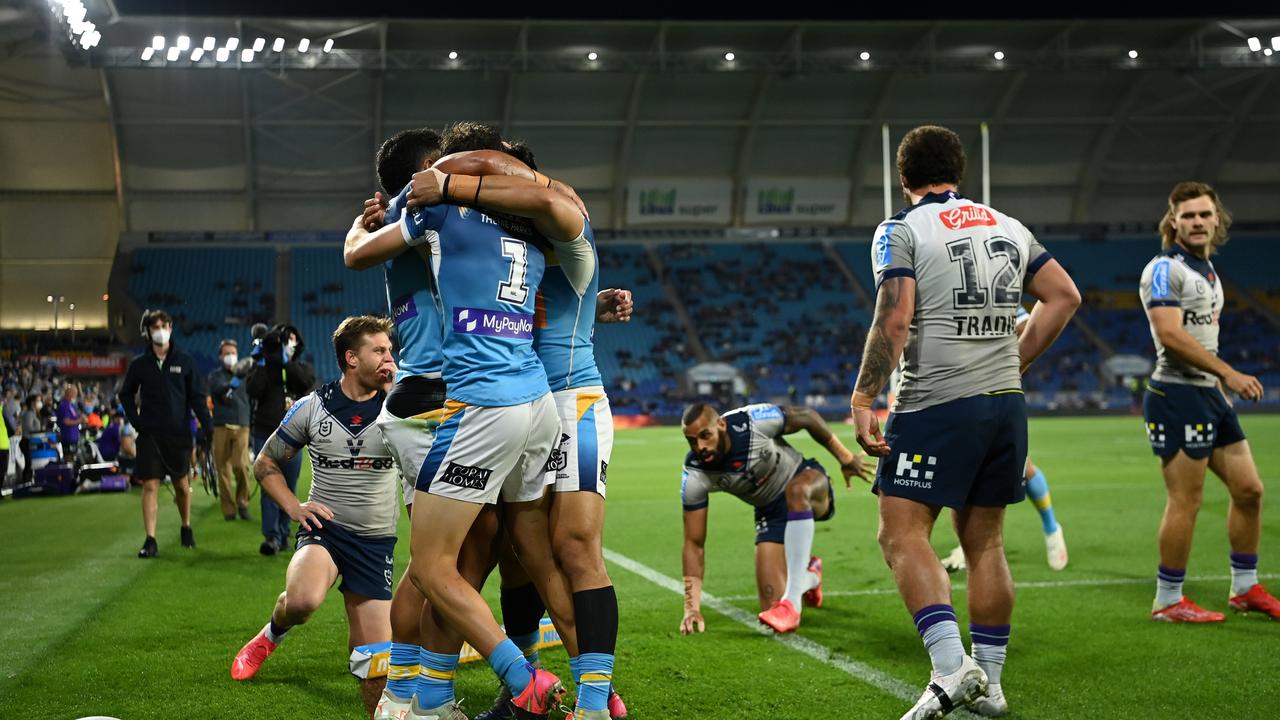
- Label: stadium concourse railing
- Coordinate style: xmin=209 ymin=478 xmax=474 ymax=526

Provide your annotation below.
xmin=110 ymin=226 xmax=1280 ymax=421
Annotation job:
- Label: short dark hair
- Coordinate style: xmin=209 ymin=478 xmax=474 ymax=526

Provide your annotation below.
xmin=219 ymin=339 xmax=237 ymax=352
xmin=503 ymin=141 xmax=538 ymax=172
xmin=681 ymin=402 xmax=716 ymax=426
xmin=141 ymin=309 xmax=172 ymax=330
xmin=376 ymin=128 xmax=443 ymax=195
xmin=440 ymin=121 xmax=505 ymax=156
xmin=332 ymin=315 xmax=394 ymax=373
xmin=897 ymin=125 xmax=966 ymax=191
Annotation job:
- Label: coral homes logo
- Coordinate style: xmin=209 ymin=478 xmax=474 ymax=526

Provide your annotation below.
xmin=939 ymin=205 xmax=996 ymax=230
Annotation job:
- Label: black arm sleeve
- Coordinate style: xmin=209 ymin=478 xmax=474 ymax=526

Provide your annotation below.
xmin=120 ymin=360 xmax=142 ymax=427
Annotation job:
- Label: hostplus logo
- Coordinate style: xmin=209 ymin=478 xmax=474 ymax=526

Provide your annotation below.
xmin=1185 ymin=423 xmax=1214 ymax=447
xmin=639 ymin=188 xmax=676 ymax=216
xmin=893 ymin=452 xmax=936 ymax=489
xmin=454 ymin=307 xmax=534 ymax=340
xmin=1147 ymin=422 xmax=1166 ymax=448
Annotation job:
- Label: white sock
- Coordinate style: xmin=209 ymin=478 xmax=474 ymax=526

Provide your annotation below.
xmin=782 ymin=514 xmax=816 ymax=609
xmin=1230 ymin=553 xmax=1259 ymax=596
xmin=264 ymin=620 xmax=288 ymax=644
xmin=1155 ymin=566 xmax=1184 ymax=608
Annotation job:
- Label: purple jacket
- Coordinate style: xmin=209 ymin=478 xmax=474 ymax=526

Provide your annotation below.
xmin=57 ymin=399 xmax=81 ymax=444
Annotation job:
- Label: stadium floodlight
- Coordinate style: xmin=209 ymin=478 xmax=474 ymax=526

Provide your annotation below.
xmin=203 ymin=36 xmax=216 ymax=51
xmin=141 ymin=46 xmax=155 ymax=61
xmin=1267 ymin=49 xmax=1275 ymax=57
xmin=724 ymin=51 xmax=735 ymax=61
xmin=448 ymin=50 xmax=458 ymax=60
xmin=1247 ymin=37 xmax=1262 ymax=52
xmin=176 ymin=35 xmax=190 ymax=51
xmin=241 ymin=48 xmax=254 ymax=62
xmin=166 ymin=46 xmax=180 ymax=61
xmin=1272 ymin=37 xmax=1280 ymax=51
xmin=993 ymin=50 xmax=1005 ymax=61
xmin=298 ymin=38 xmax=310 ymax=52
xmin=226 ymin=37 xmax=239 ymax=50
xmin=587 ymin=51 xmax=598 ymax=61
xmin=80 ymin=29 xmax=100 ymax=49
xmin=1128 ymin=49 xmax=1138 ymax=59
xmin=46 ymin=295 xmax=53 ymax=303
xmin=151 ymin=35 xmax=165 ymax=50
xmin=190 ymin=47 xmax=204 ymax=61
xmin=253 ymin=37 xmax=265 ymax=52
xmin=272 ymin=37 xmax=284 ymax=52
xmin=216 ymin=47 xmax=229 ymax=62
xmin=323 ymin=38 xmax=334 ymax=53
xmin=860 ymin=51 xmax=871 ymax=61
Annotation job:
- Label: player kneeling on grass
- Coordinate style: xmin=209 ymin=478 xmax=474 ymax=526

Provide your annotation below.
xmin=678 ymin=402 xmax=868 ymax=635
xmin=231 ymin=316 xmax=400 ymax=717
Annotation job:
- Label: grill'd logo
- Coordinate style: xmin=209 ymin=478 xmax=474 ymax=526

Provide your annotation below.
xmin=939 ymin=206 xmax=996 ymax=230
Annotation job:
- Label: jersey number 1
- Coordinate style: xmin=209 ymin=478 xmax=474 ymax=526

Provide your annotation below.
xmin=497 ymin=237 xmax=530 ymax=304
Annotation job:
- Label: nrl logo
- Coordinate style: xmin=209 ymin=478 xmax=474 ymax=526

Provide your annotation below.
xmin=319 ymin=420 xmax=332 ymax=437
xmin=544 ymin=433 xmax=570 ymax=473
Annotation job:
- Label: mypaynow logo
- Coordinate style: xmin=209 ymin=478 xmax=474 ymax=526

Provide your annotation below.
xmin=454 ymin=307 xmax=534 ymax=340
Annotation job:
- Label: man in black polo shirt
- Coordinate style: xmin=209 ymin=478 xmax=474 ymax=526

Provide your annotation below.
xmin=120 ymin=310 xmax=214 ymax=558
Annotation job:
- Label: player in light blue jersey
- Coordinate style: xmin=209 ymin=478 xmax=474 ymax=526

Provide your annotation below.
xmin=390 ymin=124 xmax=597 ymax=718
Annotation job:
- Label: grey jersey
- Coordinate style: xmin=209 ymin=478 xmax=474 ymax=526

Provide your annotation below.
xmin=1139 ymin=245 xmax=1223 ymax=388
xmin=276 ymin=381 xmax=400 ymax=537
xmin=680 ymin=404 xmax=803 ymax=510
xmin=872 ymin=191 xmax=1052 ymax=413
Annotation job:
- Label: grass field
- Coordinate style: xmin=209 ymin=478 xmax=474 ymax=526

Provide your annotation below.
xmin=2 ymin=415 xmax=1277 ymax=719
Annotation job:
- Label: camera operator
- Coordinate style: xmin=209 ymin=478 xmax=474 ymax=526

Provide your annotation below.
xmin=209 ymin=339 xmax=253 ymax=522
xmin=246 ymin=323 xmax=315 ymax=555
xmin=120 ymin=310 xmax=214 ymax=559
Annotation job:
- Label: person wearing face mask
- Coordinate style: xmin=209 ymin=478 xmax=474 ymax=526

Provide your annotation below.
xmin=246 ymin=323 xmax=316 ymax=555
xmin=19 ymin=394 xmax=43 ymax=482
xmin=209 ymin=339 xmax=253 ymax=521
xmin=119 ymin=309 xmax=215 ymax=559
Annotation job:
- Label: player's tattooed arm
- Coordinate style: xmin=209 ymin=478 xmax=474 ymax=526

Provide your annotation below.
xmin=851 ymin=276 xmax=916 ymax=457
xmin=782 ymin=406 xmax=869 ymax=484
xmin=254 ymin=432 xmax=334 ymax=531
xmin=680 ymin=507 xmax=708 ymax=634
xmin=854 ymin=276 xmax=915 ymax=400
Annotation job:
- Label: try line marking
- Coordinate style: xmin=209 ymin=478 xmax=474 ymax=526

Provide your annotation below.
xmin=602 ymin=547 xmax=979 ymax=717
xmin=712 ymin=572 xmax=1280 ymax=602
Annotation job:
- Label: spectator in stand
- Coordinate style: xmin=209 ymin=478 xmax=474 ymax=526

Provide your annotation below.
xmin=56 ymin=383 xmax=81 ymax=460
xmin=209 ymin=339 xmax=253 ymax=521
xmin=97 ymin=409 xmax=137 ymax=478
xmin=246 ymin=323 xmax=316 ymax=556
xmin=19 ymin=394 xmax=43 ymax=481
xmin=3 ymin=389 xmax=20 ymax=437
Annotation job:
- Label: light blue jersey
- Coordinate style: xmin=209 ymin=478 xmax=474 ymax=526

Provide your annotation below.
xmin=383 ymin=193 xmax=445 ymax=381
xmin=396 ymin=192 xmax=550 ymax=407
xmin=535 ymin=219 xmax=602 ymax=391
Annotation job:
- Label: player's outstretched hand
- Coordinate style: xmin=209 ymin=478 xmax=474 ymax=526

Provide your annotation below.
xmin=290 ymin=501 xmax=334 ymax=532
xmin=852 ymin=406 xmax=890 ymax=457
xmin=549 ymin=178 xmax=590 ymax=221
xmin=840 ymin=451 xmax=871 ymax=486
xmin=405 ymin=168 xmax=448 ymax=209
xmin=596 ymin=288 xmax=633 ymax=323
xmin=680 ymin=609 xmax=706 ymax=635
xmin=1225 ymin=370 xmax=1264 ymax=402
xmin=362 ymin=193 xmax=386 ymax=231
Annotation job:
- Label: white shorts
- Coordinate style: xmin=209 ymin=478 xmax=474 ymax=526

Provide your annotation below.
xmin=375 ymin=404 xmax=445 ymax=506
xmin=418 ymin=393 xmax=560 ymax=505
xmin=545 ymin=386 xmax=614 ymax=497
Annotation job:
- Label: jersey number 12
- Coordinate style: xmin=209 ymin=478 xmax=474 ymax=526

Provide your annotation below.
xmin=946 ymin=236 xmax=1022 ymax=309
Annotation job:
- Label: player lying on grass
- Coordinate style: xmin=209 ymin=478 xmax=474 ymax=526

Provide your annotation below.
xmin=678 ymin=402 xmax=868 ymax=635
xmin=230 ymin=316 xmax=400 ymax=718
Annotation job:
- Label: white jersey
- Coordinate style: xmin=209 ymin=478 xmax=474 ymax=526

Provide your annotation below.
xmin=1139 ymin=245 xmax=1223 ymax=388
xmin=872 ymin=191 xmax=1052 ymax=413
xmin=680 ymin=403 xmax=802 ymax=510
xmin=276 ymin=381 xmax=400 ymax=537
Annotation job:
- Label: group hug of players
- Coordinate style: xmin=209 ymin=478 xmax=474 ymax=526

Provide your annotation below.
xmin=221 ymin=123 xmax=1277 ymax=720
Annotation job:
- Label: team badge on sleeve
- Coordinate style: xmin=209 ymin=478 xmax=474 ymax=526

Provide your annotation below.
xmin=1151 ymin=260 xmax=1171 ymax=299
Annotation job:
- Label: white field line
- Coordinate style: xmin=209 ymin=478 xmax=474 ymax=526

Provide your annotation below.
xmin=602 ymin=547 xmax=980 ymax=717
xmin=713 ymin=573 xmax=1280 ymax=602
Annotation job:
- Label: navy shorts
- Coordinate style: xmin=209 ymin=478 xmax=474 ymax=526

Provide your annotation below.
xmin=1142 ymin=380 xmax=1246 ymax=459
xmin=873 ymin=391 xmax=1028 ymax=510
xmin=754 ymin=458 xmax=834 ymax=545
xmin=295 ymin=521 xmax=397 ymax=601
